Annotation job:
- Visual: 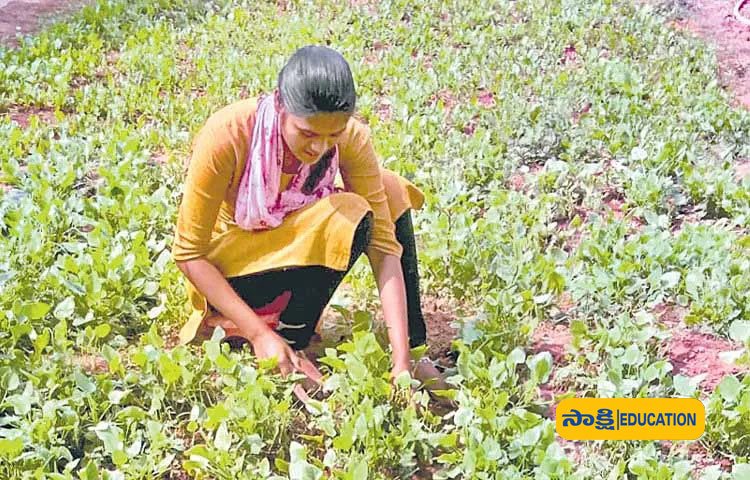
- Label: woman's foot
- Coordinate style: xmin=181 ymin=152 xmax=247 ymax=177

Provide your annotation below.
xmin=412 ymin=357 xmax=456 ymax=409
xmin=412 ymin=357 xmax=450 ymax=391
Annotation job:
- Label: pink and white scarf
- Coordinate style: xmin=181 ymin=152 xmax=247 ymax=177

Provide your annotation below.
xmin=234 ymin=93 xmax=342 ymax=230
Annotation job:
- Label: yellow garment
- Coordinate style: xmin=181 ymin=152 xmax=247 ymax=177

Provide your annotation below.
xmin=172 ymin=97 xmax=424 ymax=345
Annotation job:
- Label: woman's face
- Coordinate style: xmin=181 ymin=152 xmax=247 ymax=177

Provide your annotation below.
xmin=278 ymin=104 xmax=350 ymax=165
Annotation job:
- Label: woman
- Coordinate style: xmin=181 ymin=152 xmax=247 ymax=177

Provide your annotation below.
xmin=172 ymin=45 xmax=445 ymax=389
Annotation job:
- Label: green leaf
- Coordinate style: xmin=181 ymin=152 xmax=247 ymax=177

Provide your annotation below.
xmin=673 ymin=374 xmax=701 ymax=397
xmin=94 ymin=324 xmax=111 ymax=339
xmin=25 ymin=302 xmax=51 ymax=320
xmin=94 ymin=423 xmax=123 ymax=454
xmin=53 ymin=297 xmax=75 ymax=320
xmin=700 ymin=465 xmax=723 ymax=480
xmin=143 ymin=324 xmax=164 ymax=348
xmin=351 ymin=458 xmax=368 ymax=480
xmin=630 ymin=147 xmax=647 ymax=161
xmin=728 ymin=320 xmax=750 ymax=344
xmin=0 ymin=437 xmax=23 ymax=458
xmin=204 ymin=340 xmax=221 ymax=362
xmin=621 ymin=345 xmax=644 ymax=366
xmin=143 ymin=281 xmax=159 ymax=296
xmin=345 ymin=357 xmax=368 ymax=382
xmin=112 ymin=450 xmax=128 ymax=467
xmin=74 ymin=371 xmax=96 ymax=395
xmin=205 ymin=404 xmax=229 ymax=429
xmin=289 ymin=441 xmax=323 ymax=480
xmin=7 ymin=394 xmax=31 ymax=415
xmin=718 ymin=376 xmax=741 ymax=403
xmin=274 ymin=457 xmax=289 ymax=474
xmin=1 ymin=370 xmax=20 ymax=392
xmin=519 ymin=425 xmax=542 ymax=446
xmin=438 ymin=433 xmax=458 ymax=449
xmin=332 ymin=423 xmax=354 ymax=451
xmin=598 ymin=379 xmax=617 ymax=397
xmin=527 ymin=351 xmax=553 ymax=384
xmin=352 ymin=310 xmax=371 ymax=332
xmin=660 ymin=271 xmax=681 ymax=289
xmin=685 ymin=271 xmax=703 ymax=296
xmin=214 ymin=422 xmax=231 ymax=452
xmin=157 ymin=355 xmax=181 ymax=385
xmin=80 ymin=460 xmax=99 ymax=480
xmin=732 ymin=464 xmax=750 ymax=480
xmin=507 ymin=347 xmax=526 ymax=365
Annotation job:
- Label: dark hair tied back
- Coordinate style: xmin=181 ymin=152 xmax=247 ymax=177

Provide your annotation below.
xmin=278 ymin=46 xmax=357 ymax=116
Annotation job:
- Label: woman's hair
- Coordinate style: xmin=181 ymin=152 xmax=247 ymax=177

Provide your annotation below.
xmin=301 ymin=147 xmax=336 ymax=194
xmin=279 ymin=46 xmax=355 ymax=194
xmin=278 ymin=46 xmax=357 ymax=116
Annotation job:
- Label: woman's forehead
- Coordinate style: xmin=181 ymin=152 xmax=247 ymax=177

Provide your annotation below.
xmin=292 ymin=111 xmax=350 ymax=135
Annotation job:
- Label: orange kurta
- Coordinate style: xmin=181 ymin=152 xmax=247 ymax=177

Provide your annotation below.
xmin=172 ymin=97 xmax=424 ymax=345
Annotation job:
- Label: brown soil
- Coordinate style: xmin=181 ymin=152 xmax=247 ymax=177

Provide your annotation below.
xmin=462 ymin=114 xmax=480 ymax=136
xmin=344 ymin=291 xmax=462 ymax=367
xmin=426 ymin=86 xmax=457 ymax=112
xmin=655 ymin=303 xmax=748 ymax=392
xmin=507 ymin=173 xmax=526 ymax=192
xmin=685 ymin=441 xmax=735 ymax=473
xmin=0 ymin=0 xmax=90 ymax=47
xmin=477 ymin=89 xmax=495 ymax=108
xmin=531 ymin=319 xmax=574 ymax=418
xmin=375 ymin=96 xmax=393 ymax=122
xmin=531 ymin=320 xmax=573 ymax=365
xmin=2 ymin=106 xmax=57 ymax=128
xmin=420 ymin=295 xmax=459 ymax=367
xmin=668 ymin=0 xmax=750 ymax=109
xmin=71 ymin=353 xmax=108 ymax=374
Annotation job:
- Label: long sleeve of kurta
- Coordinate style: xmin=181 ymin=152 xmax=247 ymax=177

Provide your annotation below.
xmin=339 ymin=121 xmax=403 ymax=259
xmin=172 ymin=123 xmax=237 ymax=262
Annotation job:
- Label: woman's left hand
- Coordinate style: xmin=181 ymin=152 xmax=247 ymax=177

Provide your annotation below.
xmin=390 ymin=357 xmax=412 ymax=383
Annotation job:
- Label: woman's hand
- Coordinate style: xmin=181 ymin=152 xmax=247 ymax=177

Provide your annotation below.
xmin=251 ymin=328 xmax=301 ymax=377
xmin=251 ymin=325 xmax=323 ymax=404
xmin=390 ymin=356 xmax=412 ymax=382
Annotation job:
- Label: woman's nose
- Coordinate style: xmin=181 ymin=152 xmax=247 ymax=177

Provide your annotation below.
xmin=311 ymin=137 xmax=331 ymax=155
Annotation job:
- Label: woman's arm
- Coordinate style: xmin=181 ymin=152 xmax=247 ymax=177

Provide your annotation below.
xmin=176 ymin=258 xmax=273 ymax=342
xmin=173 ymin=112 xmax=301 ymax=375
xmin=338 ymin=120 xmax=413 ymax=376
xmin=176 ymin=258 xmax=302 ymax=375
xmin=367 ymin=250 xmax=412 ymax=377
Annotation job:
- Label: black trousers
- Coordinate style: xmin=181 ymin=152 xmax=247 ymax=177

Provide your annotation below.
xmin=225 ymin=210 xmax=427 ymax=350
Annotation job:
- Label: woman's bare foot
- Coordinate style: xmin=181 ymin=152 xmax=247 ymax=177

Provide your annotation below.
xmin=412 ymin=358 xmax=450 ymax=391
xmin=412 ymin=358 xmax=456 ymax=409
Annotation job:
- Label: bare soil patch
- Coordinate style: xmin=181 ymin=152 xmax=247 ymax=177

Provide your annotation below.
xmin=0 ymin=0 xmax=90 ymax=47
xmin=2 ymin=106 xmax=57 ymax=128
xmin=531 ymin=317 xmax=574 ymax=419
xmin=668 ymin=0 xmax=750 ymax=110
xmin=655 ymin=303 xmax=748 ymax=392
xmin=532 ymin=320 xmax=573 ymax=365
xmin=71 ymin=353 xmax=108 ymax=374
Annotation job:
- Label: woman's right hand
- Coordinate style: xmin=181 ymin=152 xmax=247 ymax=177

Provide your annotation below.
xmin=250 ymin=323 xmax=301 ymax=377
